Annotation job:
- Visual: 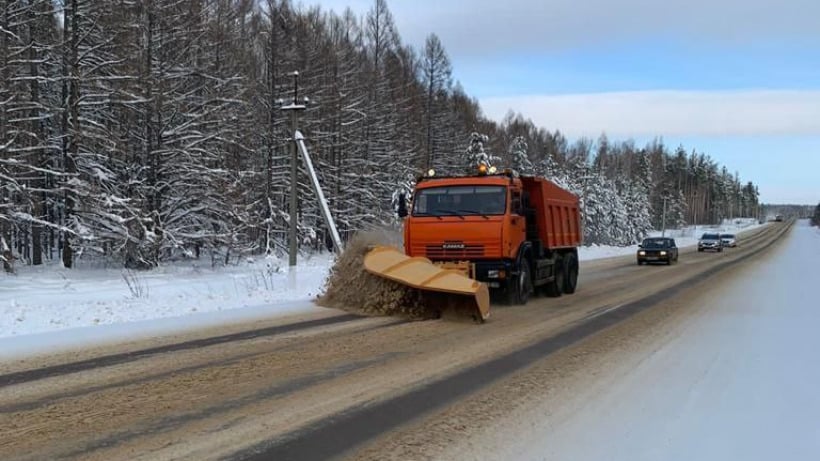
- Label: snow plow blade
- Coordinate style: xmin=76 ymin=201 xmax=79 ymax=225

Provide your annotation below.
xmin=363 ymin=246 xmax=490 ymax=322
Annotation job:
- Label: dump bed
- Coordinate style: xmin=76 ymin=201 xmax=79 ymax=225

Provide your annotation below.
xmin=521 ymin=177 xmax=582 ymax=249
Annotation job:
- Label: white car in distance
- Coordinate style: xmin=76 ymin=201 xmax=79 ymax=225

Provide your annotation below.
xmin=720 ymin=233 xmax=737 ymax=248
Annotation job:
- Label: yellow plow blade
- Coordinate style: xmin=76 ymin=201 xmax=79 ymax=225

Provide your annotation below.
xmin=363 ymin=246 xmax=490 ymax=322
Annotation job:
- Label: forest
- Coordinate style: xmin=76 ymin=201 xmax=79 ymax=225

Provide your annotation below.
xmin=1 ymin=0 xmax=760 ymax=271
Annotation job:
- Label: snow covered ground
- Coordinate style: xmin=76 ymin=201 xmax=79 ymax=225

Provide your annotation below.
xmin=0 ymin=254 xmax=331 ymax=356
xmin=474 ymin=220 xmax=820 ymax=461
xmin=0 ymin=218 xmax=764 ymax=357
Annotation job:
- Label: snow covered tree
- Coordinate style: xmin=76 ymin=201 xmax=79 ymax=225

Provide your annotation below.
xmin=56 ymin=0 xmax=146 ymax=267
xmin=593 ymin=133 xmax=610 ymax=172
xmin=1 ymin=1 xmax=23 ymax=267
xmin=0 ymin=0 xmax=62 ymax=266
xmin=1 ymin=234 xmax=11 ymax=273
xmin=421 ymin=33 xmax=452 ymax=171
xmin=667 ymin=189 xmax=688 ymax=229
xmin=621 ymin=179 xmax=653 ymax=243
xmin=509 ymin=136 xmax=534 ymax=176
xmin=537 ymin=151 xmax=560 ymax=179
xmin=463 ymin=132 xmax=501 ymax=172
xmin=0 ymin=0 xmax=766 ymax=268
xmin=360 ymin=0 xmax=402 ymax=224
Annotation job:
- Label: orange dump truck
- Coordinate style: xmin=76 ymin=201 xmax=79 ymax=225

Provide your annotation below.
xmin=365 ymin=167 xmax=582 ymax=321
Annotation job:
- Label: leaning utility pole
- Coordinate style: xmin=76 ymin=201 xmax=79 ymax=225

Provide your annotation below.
xmin=281 ymin=71 xmax=307 ymax=267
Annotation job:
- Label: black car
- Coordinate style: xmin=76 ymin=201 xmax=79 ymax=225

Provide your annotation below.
xmin=637 ymin=237 xmax=679 ymax=265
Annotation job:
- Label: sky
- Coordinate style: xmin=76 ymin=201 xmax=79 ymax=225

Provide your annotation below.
xmin=309 ymin=0 xmax=819 ymax=204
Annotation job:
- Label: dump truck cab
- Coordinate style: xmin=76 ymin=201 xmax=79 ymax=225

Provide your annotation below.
xmin=401 ymin=168 xmax=582 ymax=305
xmin=406 ymin=175 xmax=522 ymax=284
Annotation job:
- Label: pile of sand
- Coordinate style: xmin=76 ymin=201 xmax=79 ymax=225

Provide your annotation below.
xmin=317 ymin=232 xmax=444 ymax=320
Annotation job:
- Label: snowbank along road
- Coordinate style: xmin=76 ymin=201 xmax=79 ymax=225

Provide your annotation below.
xmin=0 ymin=221 xmax=793 ymax=461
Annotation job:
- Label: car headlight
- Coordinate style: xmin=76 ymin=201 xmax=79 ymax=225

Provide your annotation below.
xmin=660 ymin=251 xmax=667 ymax=256
xmin=639 ymin=251 xmax=646 ymax=256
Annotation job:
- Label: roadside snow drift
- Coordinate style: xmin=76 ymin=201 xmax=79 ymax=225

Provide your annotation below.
xmin=0 ymin=255 xmax=331 ymax=340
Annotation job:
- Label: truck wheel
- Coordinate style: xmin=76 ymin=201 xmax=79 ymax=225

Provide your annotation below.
xmin=516 ymin=260 xmax=533 ymax=304
xmin=544 ymin=256 xmax=564 ymax=298
xmin=562 ymin=253 xmax=578 ymax=294
xmin=506 ymin=259 xmax=532 ymax=305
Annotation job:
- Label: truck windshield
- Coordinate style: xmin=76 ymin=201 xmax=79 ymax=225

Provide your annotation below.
xmin=412 ymin=185 xmax=507 ymax=217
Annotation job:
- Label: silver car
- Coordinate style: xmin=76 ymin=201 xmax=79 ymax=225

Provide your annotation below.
xmin=720 ymin=233 xmax=737 ymax=248
xmin=698 ymin=233 xmax=724 ymax=252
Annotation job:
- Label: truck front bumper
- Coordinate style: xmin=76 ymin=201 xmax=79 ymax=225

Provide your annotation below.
xmin=431 ymin=259 xmax=513 ymax=289
xmin=473 ymin=260 xmax=515 ymax=288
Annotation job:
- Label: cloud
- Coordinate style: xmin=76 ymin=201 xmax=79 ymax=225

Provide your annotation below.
xmin=480 ymin=90 xmax=820 ymax=137
xmin=312 ymin=0 xmax=820 ymax=55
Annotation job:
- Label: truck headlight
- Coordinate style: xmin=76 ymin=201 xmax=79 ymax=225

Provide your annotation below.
xmin=487 ymin=269 xmax=506 ymax=279
xmin=639 ymin=251 xmax=646 ymax=256
xmin=660 ymin=251 xmax=667 ymax=256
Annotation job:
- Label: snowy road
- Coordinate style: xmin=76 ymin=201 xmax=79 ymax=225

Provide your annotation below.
xmin=442 ymin=220 xmax=820 ymax=461
xmin=0 ymin=222 xmax=797 ymax=461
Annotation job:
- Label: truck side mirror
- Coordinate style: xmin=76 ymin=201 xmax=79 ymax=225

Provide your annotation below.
xmin=397 ymin=193 xmax=408 ymax=218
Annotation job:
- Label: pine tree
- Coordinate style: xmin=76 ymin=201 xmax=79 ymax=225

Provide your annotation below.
xmin=623 ymin=180 xmax=653 ymax=243
xmin=509 ymin=136 xmax=534 ymax=175
xmin=463 ymin=132 xmax=501 ymax=172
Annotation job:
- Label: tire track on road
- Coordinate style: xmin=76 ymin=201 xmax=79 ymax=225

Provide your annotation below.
xmin=236 ymin=222 xmax=790 ymax=461
xmin=0 ymin=314 xmax=364 ymax=389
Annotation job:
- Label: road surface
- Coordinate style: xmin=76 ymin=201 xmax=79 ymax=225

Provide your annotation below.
xmin=443 ymin=219 xmax=820 ymax=461
xmin=0 ymin=222 xmax=796 ymax=460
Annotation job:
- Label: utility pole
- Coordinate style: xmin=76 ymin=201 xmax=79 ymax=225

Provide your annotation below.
xmin=281 ymin=71 xmax=307 ymax=267
xmin=692 ymin=191 xmax=698 ymax=234
xmin=661 ymin=195 xmax=668 ymax=238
